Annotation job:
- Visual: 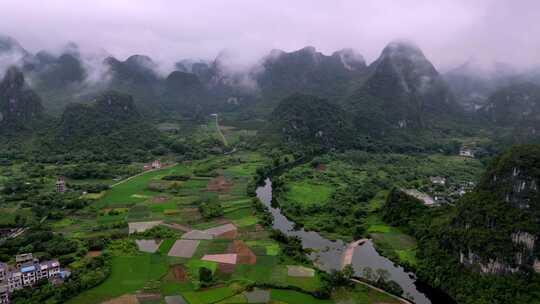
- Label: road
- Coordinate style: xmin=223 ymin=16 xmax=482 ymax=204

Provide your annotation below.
xmin=110 ymin=163 xmax=177 ymax=188
xmin=351 ymin=279 xmax=414 ymax=304
xmin=213 ymin=113 xmax=229 ymax=147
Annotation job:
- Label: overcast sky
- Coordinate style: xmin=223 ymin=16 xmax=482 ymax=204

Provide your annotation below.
xmin=1 ymin=0 xmax=539 ymax=71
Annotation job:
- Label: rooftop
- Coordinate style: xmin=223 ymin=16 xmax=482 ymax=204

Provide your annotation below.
xmin=15 ymin=253 xmax=33 ymax=262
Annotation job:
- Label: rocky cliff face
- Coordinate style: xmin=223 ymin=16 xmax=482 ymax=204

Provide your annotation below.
xmin=479 ymin=144 xmax=540 ymax=208
xmin=453 ymin=145 xmax=540 ymax=274
xmin=0 ymin=66 xmax=43 ymax=128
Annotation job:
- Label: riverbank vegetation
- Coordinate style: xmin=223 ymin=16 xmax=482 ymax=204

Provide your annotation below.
xmin=272 ymin=152 xmax=484 ymax=243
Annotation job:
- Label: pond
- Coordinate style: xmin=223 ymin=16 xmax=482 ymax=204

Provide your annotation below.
xmin=256 ymin=178 xmax=455 ymax=304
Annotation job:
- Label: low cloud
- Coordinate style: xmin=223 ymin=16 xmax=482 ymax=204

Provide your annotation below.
xmin=0 ymin=0 xmax=538 ymax=75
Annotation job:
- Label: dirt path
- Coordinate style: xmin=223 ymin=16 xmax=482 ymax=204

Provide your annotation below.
xmin=213 ymin=114 xmax=229 ymax=147
xmin=341 ymin=239 xmax=366 ymax=269
xmin=160 ymin=222 xmax=192 ymax=232
xmin=110 ymin=163 xmax=177 ymax=188
xmin=351 ymin=279 xmax=414 ymax=304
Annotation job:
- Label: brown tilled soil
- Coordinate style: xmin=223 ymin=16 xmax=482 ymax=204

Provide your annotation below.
xmin=218 ymin=262 xmax=236 ymax=274
xmin=135 ymin=294 xmax=161 ymax=302
xmin=102 ymin=294 xmax=139 ymax=304
xmin=86 ymin=250 xmax=102 ymax=258
xmin=150 ymin=196 xmax=168 ymax=203
xmin=206 ymin=175 xmax=234 ymax=192
xmin=228 ymin=240 xmax=256 ymax=265
xmin=171 ymin=265 xmax=187 ymax=282
xmin=217 ymin=230 xmax=238 ymax=239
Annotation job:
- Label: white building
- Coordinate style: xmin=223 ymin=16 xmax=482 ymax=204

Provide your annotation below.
xmin=0 ymin=263 xmax=6 ymax=282
xmin=15 ymin=253 xmax=35 ymax=268
xmin=0 ymin=285 xmax=8 ymax=304
xmin=430 ymin=176 xmax=447 ymax=186
xmin=0 ymin=257 xmax=61 ymax=303
xmin=151 ymin=160 xmax=162 ymax=169
xmin=459 ymin=148 xmax=474 ymax=158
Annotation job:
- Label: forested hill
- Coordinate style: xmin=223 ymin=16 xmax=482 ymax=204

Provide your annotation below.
xmin=481 ymin=82 xmax=540 ymax=142
xmin=346 ymin=40 xmax=459 ymax=132
xmin=269 ymin=93 xmax=352 ymax=150
xmin=453 ymin=144 xmax=540 ymax=273
xmin=381 ymin=144 xmax=540 ymax=304
xmin=256 ymin=46 xmax=367 ymax=102
xmin=53 ymin=91 xmax=161 ymax=160
xmin=0 ymin=66 xmax=43 ymax=131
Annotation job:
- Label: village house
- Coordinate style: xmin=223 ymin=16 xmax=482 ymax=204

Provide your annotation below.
xmin=152 ymin=159 xmax=162 ymax=169
xmin=430 ymin=176 xmax=447 ymax=186
xmin=0 ymin=285 xmax=8 ymax=304
xmin=0 ymin=254 xmax=62 ymax=303
xmin=15 ymin=253 xmax=35 ymax=268
xmin=144 ymin=159 xmax=162 ymax=171
xmin=0 ymin=263 xmax=5 ymax=282
xmin=55 ymin=176 xmax=66 ymax=193
xmin=459 ymin=147 xmax=475 ymax=158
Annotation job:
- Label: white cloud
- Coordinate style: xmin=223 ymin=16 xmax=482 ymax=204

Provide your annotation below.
xmin=0 ymin=0 xmax=538 ymax=71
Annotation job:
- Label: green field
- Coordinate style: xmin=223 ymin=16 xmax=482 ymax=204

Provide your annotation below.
xmin=97 ymin=164 xmax=192 ymax=207
xmin=52 ymin=151 xmax=410 ymax=304
xmin=67 ymin=255 xmax=168 ymax=304
xmin=287 ymin=181 xmax=334 ymax=205
xmin=270 ymin=289 xmax=333 ymax=304
xmin=367 ymin=215 xmax=418 ymax=266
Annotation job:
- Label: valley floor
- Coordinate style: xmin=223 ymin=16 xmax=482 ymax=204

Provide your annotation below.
xmin=52 ymin=151 xmax=399 ymax=304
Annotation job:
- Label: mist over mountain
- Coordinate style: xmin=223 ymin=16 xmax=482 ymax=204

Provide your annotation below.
xmin=2 ymin=33 xmax=540 ymax=122
xmin=346 ymin=40 xmax=459 ymax=133
xmin=256 ymin=46 xmax=367 ymax=101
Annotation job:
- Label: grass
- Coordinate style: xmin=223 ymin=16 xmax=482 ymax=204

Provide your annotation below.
xmin=396 ymin=249 xmax=417 ymax=266
xmin=187 ymin=259 xmax=218 ymax=277
xmin=216 ymin=294 xmax=247 ymax=303
xmin=66 ymin=255 xmax=168 ymax=304
xmin=232 ymin=216 xmax=258 ymax=227
xmin=183 ymin=286 xmax=237 ymax=304
xmin=51 ymin=218 xmax=74 ymax=229
xmin=286 ymin=181 xmax=334 ymax=205
xmin=367 ymin=215 xmax=418 ymax=266
xmin=270 ymin=289 xmax=333 ymax=304
xmin=158 ymin=239 xmax=176 ymax=255
xmin=286 ymin=273 xmax=323 ymax=292
xmin=245 ymin=240 xmax=280 ymax=256
xmin=97 ymin=164 xmax=191 ymax=207
xmin=232 ymin=256 xmax=279 ymax=283
xmin=333 ymin=285 xmax=401 ymax=304
xmin=367 ymin=224 xmax=391 ymax=234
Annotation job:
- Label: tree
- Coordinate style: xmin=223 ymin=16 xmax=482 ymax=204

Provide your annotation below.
xmin=199 ymin=267 xmax=213 ymax=286
xmin=362 ymin=266 xmax=374 ymax=281
xmin=375 ymin=268 xmax=390 ymax=282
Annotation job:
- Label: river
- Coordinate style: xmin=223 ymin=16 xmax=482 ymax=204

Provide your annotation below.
xmin=255 ymin=178 xmax=455 ymax=304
